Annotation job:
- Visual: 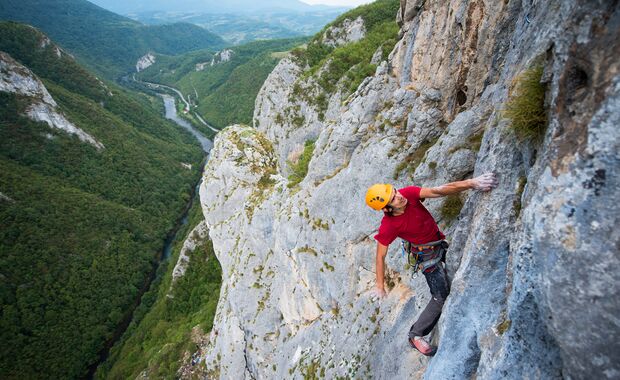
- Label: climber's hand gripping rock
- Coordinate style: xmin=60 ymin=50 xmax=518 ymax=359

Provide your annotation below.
xmin=471 ymin=172 xmax=498 ymax=191
xmin=371 ymin=286 xmax=387 ymax=301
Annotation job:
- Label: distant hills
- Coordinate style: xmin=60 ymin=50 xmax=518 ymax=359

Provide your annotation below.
xmin=89 ymin=0 xmax=350 ymax=45
xmin=0 ymin=0 xmax=226 ymax=79
xmin=136 ymin=37 xmax=308 ymax=130
xmin=88 ymin=0 xmax=343 ymax=14
xmin=132 ymin=10 xmax=349 ymax=45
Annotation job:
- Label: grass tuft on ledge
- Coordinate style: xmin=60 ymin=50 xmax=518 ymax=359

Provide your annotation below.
xmin=504 ymin=65 xmax=548 ymax=140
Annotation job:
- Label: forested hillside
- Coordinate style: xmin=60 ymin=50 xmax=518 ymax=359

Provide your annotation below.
xmin=0 ymin=23 xmax=204 ymax=379
xmin=95 ymin=200 xmax=221 ymax=379
xmin=290 ymin=0 xmax=400 ymax=97
xmin=0 ymin=0 xmax=225 ymax=79
xmin=137 ymin=37 xmax=307 ymax=129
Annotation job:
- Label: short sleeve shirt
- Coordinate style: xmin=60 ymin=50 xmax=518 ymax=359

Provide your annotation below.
xmin=374 ymin=186 xmax=445 ymax=246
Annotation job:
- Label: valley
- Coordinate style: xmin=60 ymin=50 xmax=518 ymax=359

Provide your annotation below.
xmin=2 ymin=0 xmax=617 ymax=379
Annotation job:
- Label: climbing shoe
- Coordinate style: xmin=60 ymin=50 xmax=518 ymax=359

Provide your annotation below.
xmin=409 ymin=336 xmax=437 ymax=356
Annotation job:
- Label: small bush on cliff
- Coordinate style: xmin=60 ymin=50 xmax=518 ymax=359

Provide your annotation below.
xmin=288 ymin=140 xmax=316 ymax=187
xmin=504 ymin=65 xmax=548 ymax=140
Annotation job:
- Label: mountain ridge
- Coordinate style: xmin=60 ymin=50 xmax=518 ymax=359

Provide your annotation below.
xmin=0 ymin=0 xmax=226 ymax=79
xmin=88 ymin=0 xmax=347 ymax=15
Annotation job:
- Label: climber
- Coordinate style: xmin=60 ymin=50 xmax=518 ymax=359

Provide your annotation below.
xmin=365 ymin=173 xmax=497 ymax=356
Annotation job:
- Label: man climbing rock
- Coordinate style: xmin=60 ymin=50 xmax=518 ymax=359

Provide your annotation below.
xmin=365 ymin=173 xmax=497 ymax=356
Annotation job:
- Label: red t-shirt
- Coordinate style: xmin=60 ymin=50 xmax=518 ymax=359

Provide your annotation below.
xmin=374 ymin=186 xmax=445 ymax=246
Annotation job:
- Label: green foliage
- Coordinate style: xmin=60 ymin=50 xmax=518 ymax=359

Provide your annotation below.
xmin=0 ymin=1 xmax=225 ymax=79
xmin=291 ymin=0 xmax=399 ymax=96
xmin=298 ymin=246 xmax=318 ymax=256
xmin=138 ymin=37 xmax=307 ymax=129
xmin=330 ymin=0 xmax=401 ymax=32
xmin=314 ymin=92 xmax=328 ymax=121
xmin=0 ymin=28 xmax=204 ymax=379
xmin=288 ymin=140 xmax=316 ymax=187
xmin=440 ymin=195 xmax=464 ymax=222
xmin=291 ymin=112 xmax=306 ymax=129
xmin=97 ymin=200 xmax=222 ymax=380
xmin=303 ymin=360 xmax=321 ymax=380
xmin=291 ymin=42 xmax=333 ymax=68
xmin=504 ymin=65 xmax=548 ymax=140
xmin=332 ymin=305 xmax=340 ymax=316
xmin=319 ymin=21 xmax=398 ymax=94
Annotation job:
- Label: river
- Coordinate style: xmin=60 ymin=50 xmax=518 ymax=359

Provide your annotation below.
xmin=161 ymin=94 xmax=213 ymax=152
xmin=132 ymin=75 xmax=220 ymax=135
xmin=85 ymin=93 xmax=214 ymax=378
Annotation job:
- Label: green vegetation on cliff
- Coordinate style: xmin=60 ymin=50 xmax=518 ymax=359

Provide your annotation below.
xmin=137 ymin=37 xmax=307 ymax=129
xmin=504 ymin=65 xmax=548 ymax=140
xmin=0 ymin=0 xmax=225 ymax=79
xmin=288 ymin=140 xmax=316 ymax=188
xmin=291 ymin=0 xmax=400 ymax=95
xmin=0 ymin=24 xmax=204 ymax=379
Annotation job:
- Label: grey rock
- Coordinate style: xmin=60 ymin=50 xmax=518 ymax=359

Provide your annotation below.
xmin=321 ymin=16 xmax=366 ymax=48
xmin=170 ymin=220 xmax=210 ymax=290
xmin=370 ymin=46 xmax=384 ymax=65
xmin=197 ymin=1 xmax=620 ymax=379
xmin=136 ymin=53 xmax=155 ymax=72
xmin=198 ymin=49 xmax=235 ymax=70
xmin=0 ymin=51 xmax=104 ymax=150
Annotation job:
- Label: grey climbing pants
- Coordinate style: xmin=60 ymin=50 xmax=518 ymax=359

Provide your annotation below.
xmin=408 ymin=263 xmax=450 ymax=338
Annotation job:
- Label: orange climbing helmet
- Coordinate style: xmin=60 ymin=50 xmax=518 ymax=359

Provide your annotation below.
xmin=365 ymin=183 xmax=394 ymax=210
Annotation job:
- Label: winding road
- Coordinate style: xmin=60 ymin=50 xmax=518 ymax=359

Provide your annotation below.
xmin=132 ymin=75 xmax=220 ymax=134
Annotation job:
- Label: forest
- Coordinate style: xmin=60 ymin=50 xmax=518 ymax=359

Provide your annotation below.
xmin=0 ymin=22 xmax=204 ymax=379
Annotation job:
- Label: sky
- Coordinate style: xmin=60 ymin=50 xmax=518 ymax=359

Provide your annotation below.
xmin=300 ymin=0 xmax=374 ymax=6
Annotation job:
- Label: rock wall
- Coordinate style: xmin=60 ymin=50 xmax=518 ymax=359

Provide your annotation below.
xmin=321 ymin=16 xmax=366 ymax=47
xmin=0 ymin=51 xmax=105 ymax=149
xmin=199 ymin=1 xmax=620 ymax=379
xmin=170 ymin=220 xmax=210 ymax=289
xmin=136 ymin=52 xmax=156 ymax=72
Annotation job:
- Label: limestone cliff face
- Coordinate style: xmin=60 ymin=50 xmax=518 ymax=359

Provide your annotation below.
xmin=199 ymin=1 xmax=619 ymax=379
xmin=136 ymin=53 xmax=156 ymax=72
xmin=0 ymin=51 xmax=104 ymax=149
xmin=320 ymin=16 xmax=366 ymax=47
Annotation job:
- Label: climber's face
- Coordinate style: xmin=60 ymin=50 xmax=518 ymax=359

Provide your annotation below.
xmin=387 ymin=189 xmax=407 ymax=210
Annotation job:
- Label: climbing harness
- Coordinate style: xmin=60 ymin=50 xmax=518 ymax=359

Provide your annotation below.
xmin=401 ymin=239 xmax=449 ymax=276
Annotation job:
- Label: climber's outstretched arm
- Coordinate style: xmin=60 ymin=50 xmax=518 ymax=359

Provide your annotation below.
xmin=374 ymin=242 xmax=388 ymax=298
xmin=419 ymin=172 xmax=497 ymax=198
